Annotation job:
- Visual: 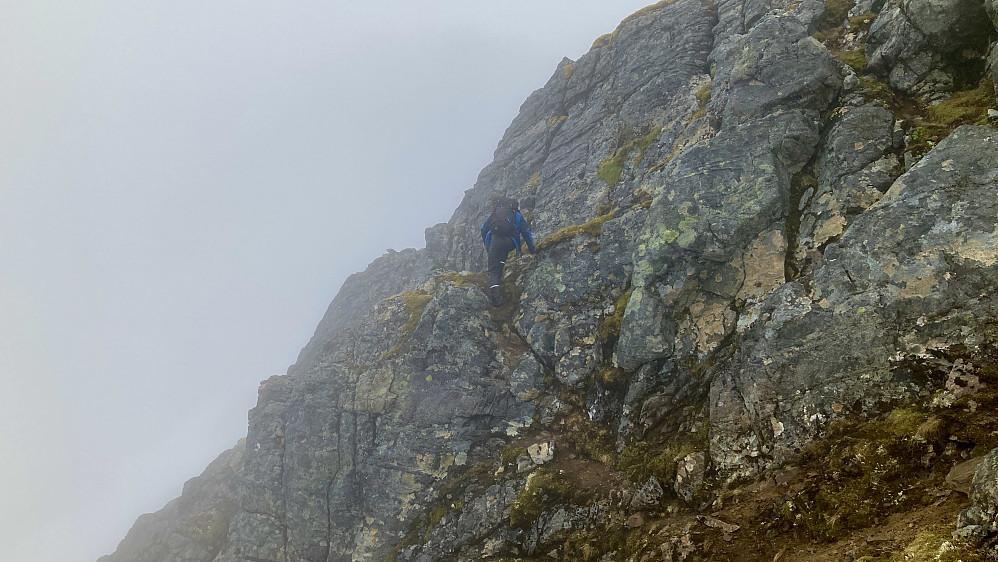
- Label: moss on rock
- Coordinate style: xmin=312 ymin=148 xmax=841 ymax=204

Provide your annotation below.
xmin=382 ymin=291 xmax=433 ymax=358
xmin=908 ymin=78 xmax=997 ymax=158
xmin=536 ymin=210 xmax=616 ymax=252
xmin=767 ymin=406 xmax=943 ymax=542
xmin=596 ymin=289 xmax=632 ymax=345
xmin=509 ymin=468 xmax=577 ymax=529
xmin=834 ymin=47 xmax=867 ymax=71
xmin=436 ymin=271 xmax=488 ymax=290
xmin=597 ymin=126 xmax=663 ymax=186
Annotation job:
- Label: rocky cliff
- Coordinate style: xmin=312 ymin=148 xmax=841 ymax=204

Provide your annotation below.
xmin=103 ymin=0 xmax=998 ymax=560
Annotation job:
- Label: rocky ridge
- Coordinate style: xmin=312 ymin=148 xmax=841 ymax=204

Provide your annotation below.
xmin=103 ymin=0 xmax=998 ymax=560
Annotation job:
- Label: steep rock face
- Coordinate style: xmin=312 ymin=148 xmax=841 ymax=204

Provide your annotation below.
xmin=712 ymin=126 xmax=998 ymax=477
xmin=435 ymin=0 xmax=715 ymax=274
xmin=105 ymin=0 xmax=998 ymax=560
xmin=794 ymin=103 xmax=899 ymax=274
xmin=213 ymin=283 xmax=542 ymax=562
xmin=292 ymin=248 xmax=435 ymax=377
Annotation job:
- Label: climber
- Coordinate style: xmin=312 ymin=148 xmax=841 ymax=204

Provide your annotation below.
xmin=481 ymin=197 xmax=536 ymax=307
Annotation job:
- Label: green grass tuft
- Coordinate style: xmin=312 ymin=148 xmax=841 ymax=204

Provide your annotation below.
xmin=509 ymin=468 xmax=578 ymax=529
xmin=435 ymin=271 xmax=487 ymax=290
xmin=618 ymin=439 xmax=701 ymax=492
xmin=597 ymin=157 xmax=625 ymax=186
xmin=536 ymin=210 xmax=616 ymax=252
xmin=598 ymin=126 xmax=663 ymax=185
xmin=834 ymin=48 xmax=867 ymax=71
xmin=382 ymin=291 xmax=433 ymax=359
xmin=596 ymin=289 xmax=632 ymax=345
xmin=908 ymin=77 xmax=997 ymax=158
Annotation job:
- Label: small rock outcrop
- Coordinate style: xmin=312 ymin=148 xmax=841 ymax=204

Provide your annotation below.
xmin=958 ymin=448 xmax=998 ymax=546
xmin=866 ymin=0 xmax=993 ymax=99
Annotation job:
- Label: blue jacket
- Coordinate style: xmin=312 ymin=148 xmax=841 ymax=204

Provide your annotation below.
xmin=481 ymin=211 xmax=536 ymax=255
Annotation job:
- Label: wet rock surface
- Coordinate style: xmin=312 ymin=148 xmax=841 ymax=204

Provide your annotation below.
xmin=104 ymin=1 xmax=998 ymax=561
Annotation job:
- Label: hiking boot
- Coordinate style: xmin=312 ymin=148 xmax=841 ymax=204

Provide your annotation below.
xmin=490 ymin=285 xmax=504 ymax=307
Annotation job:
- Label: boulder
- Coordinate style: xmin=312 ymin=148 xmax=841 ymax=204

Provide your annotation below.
xmin=674 ymin=452 xmax=707 ymax=502
xmin=630 ymin=476 xmax=664 ymax=510
xmin=866 ymin=0 xmax=993 ymax=99
xmin=958 ymin=448 xmax=998 ymax=541
xmin=948 ymin=456 xmax=988 ymax=495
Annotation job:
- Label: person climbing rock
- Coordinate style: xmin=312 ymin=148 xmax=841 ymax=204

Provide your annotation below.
xmin=480 ymin=197 xmax=536 ymax=307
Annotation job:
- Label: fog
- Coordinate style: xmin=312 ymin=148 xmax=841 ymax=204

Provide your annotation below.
xmin=0 ymin=1 xmax=656 ymax=560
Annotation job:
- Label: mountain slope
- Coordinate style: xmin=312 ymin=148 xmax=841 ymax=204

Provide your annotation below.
xmin=103 ymin=0 xmax=998 ymax=560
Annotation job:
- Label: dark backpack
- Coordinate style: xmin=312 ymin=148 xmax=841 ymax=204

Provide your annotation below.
xmin=489 ymin=198 xmax=519 ymax=237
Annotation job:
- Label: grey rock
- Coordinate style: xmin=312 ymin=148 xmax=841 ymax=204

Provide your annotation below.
xmin=618 ymin=110 xmax=820 ymax=371
xmin=518 ymin=229 xmax=607 ymax=384
xmin=100 ymin=442 xmax=244 ymax=562
xmin=958 ymin=448 xmax=998 ymax=544
xmin=948 ymin=456 xmax=987 ymax=495
xmin=598 ymin=208 xmax=647 ymax=283
xmin=866 ymin=0 xmax=993 ymax=99
xmin=851 ymin=0 xmax=889 ymax=16
xmin=709 ymin=14 xmax=842 ymax=127
xmin=712 ymin=126 xmax=998 ymax=478
xmin=292 ymin=248 xmax=435 ymax=376
xmin=795 ymin=103 xmax=899 ymax=275
xmin=212 ymin=282 xmax=545 ymax=561
xmin=843 ymin=72 xmax=861 ymax=91
xmin=528 ymin=441 xmax=555 ymax=465
xmin=106 ymin=3 xmax=998 ymax=561
xmin=441 ymin=0 xmax=715 ymax=274
xmin=403 ymin=480 xmax=524 ymax=562
xmin=674 ymin=452 xmax=707 ymax=502
xmin=629 ymin=476 xmax=664 ymax=510
xmin=712 ymin=0 xmax=826 ymax=47
xmin=932 ymin=359 xmax=985 ymax=408
xmin=515 ymin=441 xmax=555 ymax=474
xmin=698 ymin=515 xmax=740 ymax=534
xmin=812 ymin=126 xmax=998 ymax=308
xmin=616 ymin=10 xmax=842 ymax=373
xmin=815 ymin=105 xmax=897 ymax=191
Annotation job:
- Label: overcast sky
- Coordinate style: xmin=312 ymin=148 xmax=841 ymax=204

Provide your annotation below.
xmin=0 ymin=2 xmax=656 ymax=560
